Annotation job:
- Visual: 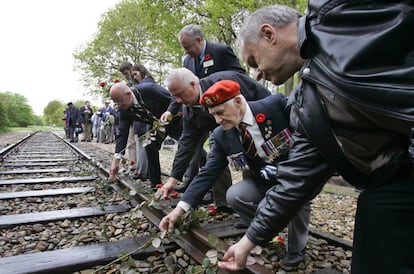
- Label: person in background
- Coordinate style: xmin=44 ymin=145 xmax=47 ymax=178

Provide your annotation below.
xmin=159 ymin=80 xmax=312 ymax=267
xmin=91 ymin=108 xmax=102 ymax=142
xmin=79 ymin=100 xmax=93 ymax=142
xmin=159 ymin=68 xmax=271 ymax=214
xmin=65 ymin=102 xmax=81 ymax=143
xmin=99 ymin=100 xmax=115 ymax=144
xmin=218 ymin=4 xmax=414 ymax=273
xmin=62 ymin=109 xmax=70 ymax=139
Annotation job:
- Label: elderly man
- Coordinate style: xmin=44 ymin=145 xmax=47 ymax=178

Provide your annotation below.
xmin=178 ymin=24 xmax=245 ymax=79
xmin=109 ymin=82 xmax=182 ymax=188
xmin=177 ymin=24 xmax=246 ymax=192
xmin=159 ymin=80 xmax=312 ymax=267
xmin=219 ymin=3 xmax=414 ymax=273
xmin=159 ymin=68 xmax=271 ymax=214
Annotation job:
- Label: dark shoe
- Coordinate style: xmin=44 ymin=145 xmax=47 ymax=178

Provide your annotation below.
xmin=217 ymin=206 xmax=235 ymax=214
xmin=233 ymin=218 xmax=248 ymax=229
xmin=133 ymin=173 xmax=147 ymax=181
xmin=280 ymin=251 xmax=305 ymax=270
xmin=199 ymin=191 xmax=213 ymax=205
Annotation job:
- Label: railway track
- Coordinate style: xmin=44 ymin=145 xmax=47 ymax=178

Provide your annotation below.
xmin=0 ymin=130 xmax=355 ymax=274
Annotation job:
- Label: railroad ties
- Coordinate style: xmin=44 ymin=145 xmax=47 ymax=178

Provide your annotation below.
xmin=0 ymin=131 xmax=354 ymax=274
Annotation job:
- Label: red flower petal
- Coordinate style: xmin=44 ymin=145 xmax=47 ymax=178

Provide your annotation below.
xmin=113 ymin=79 xmax=120 ymax=83
xmin=156 ymin=184 xmax=163 ymax=189
xmin=99 ymin=81 xmax=106 ymax=87
xmin=208 ymin=208 xmax=217 ymax=216
xmin=255 ymin=113 xmax=266 ymax=123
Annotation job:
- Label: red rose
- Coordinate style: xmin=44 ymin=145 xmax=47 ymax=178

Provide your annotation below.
xmin=113 ymin=79 xmax=120 ymax=83
xmin=130 ymin=160 xmax=135 ymax=166
xmin=271 ymin=235 xmax=285 ymax=246
xmin=156 ymin=184 xmax=163 ymax=189
xmin=170 ymin=191 xmax=179 ymax=199
xmin=208 ymin=204 xmax=217 ymax=216
xmin=204 ymin=54 xmax=211 ymax=61
xmin=255 ymin=113 xmax=266 ymax=124
xmin=99 ymin=81 xmax=106 ymax=87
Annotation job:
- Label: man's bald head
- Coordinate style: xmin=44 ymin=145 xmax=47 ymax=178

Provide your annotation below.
xmin=110 ymin=83 xmax=133 ymax=110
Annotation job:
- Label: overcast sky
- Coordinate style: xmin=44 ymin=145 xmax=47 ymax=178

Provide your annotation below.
xmin=0 ymin=0 xmax=120 ymax=115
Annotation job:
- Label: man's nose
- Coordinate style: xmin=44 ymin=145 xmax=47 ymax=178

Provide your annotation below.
xmin=214 ymin=116 xmax=222 ymax=124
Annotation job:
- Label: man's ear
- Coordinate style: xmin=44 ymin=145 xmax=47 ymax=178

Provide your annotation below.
xmin=234 ymin=95 xmax=242 ymax=105
xmin=259 ymin=24 xmax=276 ymax=43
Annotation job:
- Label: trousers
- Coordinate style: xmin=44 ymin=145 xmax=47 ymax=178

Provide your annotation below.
xmin=351 ymin=175 xmax=414 ymax=274
xmin=226 ymin=175 xmax=311 ymax=255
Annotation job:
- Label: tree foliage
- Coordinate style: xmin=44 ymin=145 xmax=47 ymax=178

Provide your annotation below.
xmin=0 ymin=92 xmax=35 ymax=129
xmin=43 ymin=100 xmax=66 ymax=127
xmin=74 ymin=0 xmax=307 ymax=97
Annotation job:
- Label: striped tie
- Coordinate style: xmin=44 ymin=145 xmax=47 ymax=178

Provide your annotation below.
xmin=239 ymin=123 xmax=258 ymax=157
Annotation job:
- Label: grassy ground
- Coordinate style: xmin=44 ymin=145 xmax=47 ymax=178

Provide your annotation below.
xmin=0 ymin=125 xmax=58 ymax=133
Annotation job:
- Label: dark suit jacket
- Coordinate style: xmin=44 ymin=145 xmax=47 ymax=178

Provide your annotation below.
xmin=168 ymin=41 xmax=247 ymax=115
xmin=66 ymin=106 xmax=81 ymax=126
xmin=181 ymin=94 xmax=291 ymax=208
xmin=115 ymin=78 xmax=182 ymax=154
xmin=170 ymin=71 xmax=272 ymax=180
xmin=183 ymin=41 xmax=245 ymax=78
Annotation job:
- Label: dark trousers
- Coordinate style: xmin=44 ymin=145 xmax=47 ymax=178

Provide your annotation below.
xmin=145 ymin=135 xmax=164 ymax=186
xmin=352 ymin=175 xmax=414 ymax=274
xmin=145 ymin=122 xmax=182 ymax=186
xmin=68 ymin=124 xmax=78 ymax=142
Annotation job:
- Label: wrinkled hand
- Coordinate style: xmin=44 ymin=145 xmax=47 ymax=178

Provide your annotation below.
xmin=155 ymin=177 xmax=178 ymax=200
xmin=159 ymin=206 xmax=185 ymax=232
xmin=109 ymin=158 xmax=120 ymax=181
xmin=218 ymin=235 xmax=255 ymax=271
xmin=160 ymin=111 xmax=172 ymax=123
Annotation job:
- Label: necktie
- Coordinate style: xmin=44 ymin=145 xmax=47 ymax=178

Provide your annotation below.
xmin=239 ymin=123 xmax=258 ymax=157
xmin=195 ymin=57 xmax=203 ymax=76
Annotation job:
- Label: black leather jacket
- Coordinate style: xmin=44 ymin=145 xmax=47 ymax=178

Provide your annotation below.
xmin=299 ymin=0 xmax=414 ymax=122
xmin=247 ymin=0 xmax=414 ymax=246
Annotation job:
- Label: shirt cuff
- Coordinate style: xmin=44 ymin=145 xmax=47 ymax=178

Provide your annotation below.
xmin=177 ymin=201 xmax=191 ymax=212
xmin=113 ymin=153 xmax=123 ymax=159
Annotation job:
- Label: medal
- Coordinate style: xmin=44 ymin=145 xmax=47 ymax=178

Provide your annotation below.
xmin=261 ymin=128 xmax=294 ymax=161
xmin=227 ymin=152 xmax=250 ymax=171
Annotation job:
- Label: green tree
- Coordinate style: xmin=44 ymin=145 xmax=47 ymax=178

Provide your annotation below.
xmin=74 ymin=0 xmax=307 ymax=96
xmin=43 ymin=100 xmax=66 ymax=127
xmin=0 ymin=100 xmax=9 ymax=132
xmin=0 ymin=92 xmax=35 ymax=127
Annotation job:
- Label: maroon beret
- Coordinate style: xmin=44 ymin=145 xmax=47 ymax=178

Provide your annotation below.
xmin=199 ymin=80 xmax=241 ymax=107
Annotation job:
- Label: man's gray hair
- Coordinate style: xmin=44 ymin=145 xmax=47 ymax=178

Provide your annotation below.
xmin=237 ymin=5 xmax=299 ymax=48
xmin=178 ymin=24 xmax=204 ymax=41
xmin=164 ymin=68 xmax=199 ymax=89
